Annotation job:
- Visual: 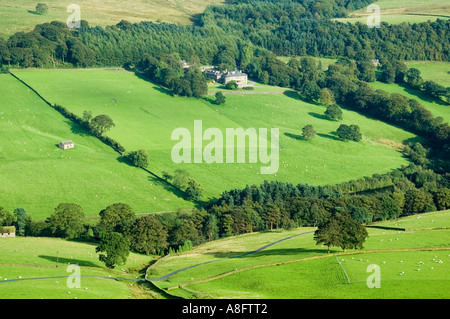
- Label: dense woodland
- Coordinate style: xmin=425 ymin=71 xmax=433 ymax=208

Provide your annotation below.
xmin=0 ymin=0 xmax=449 ymax=260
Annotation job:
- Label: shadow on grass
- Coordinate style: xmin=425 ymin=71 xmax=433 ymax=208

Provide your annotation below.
xmin=64 ymin=120 xmax=90 ymax=137
xmin=284 ymin=132 xmax=304 ymax=141
xmin=398 ymin=83 xmax=449 ymax=106
xmin=283 ymin=90 xmax=320 ymax=105
xmin=308 ymin=112 xmax=329 ymax=121
xmin=317 ymin=132 xmax=340 ymax=141
xmin=27 ymin=10 xmax=45 ymax=16
xmin=208 ymin=247 xmax=327 ymax=259
xmin=38 ymin=255 xmax=98 ymax=268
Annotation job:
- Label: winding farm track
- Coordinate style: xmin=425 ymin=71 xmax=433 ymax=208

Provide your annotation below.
xmin=148 ymin=230 xmax=315 ymax=282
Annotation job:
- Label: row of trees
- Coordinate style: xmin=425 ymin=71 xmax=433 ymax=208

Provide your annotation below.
xmin=1 ymin=6 xmax=448 ymax=70
xmin=135 ymin=53 xmax=208 ymax=98
xmin=380 ymin=61 xmax=449 ymax=103
xmin=52 ymin=104 xmax=125 ymax=154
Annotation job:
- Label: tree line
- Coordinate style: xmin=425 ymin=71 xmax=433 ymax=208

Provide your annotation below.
xmin=0 ymin=2 xmax=448 ymax=69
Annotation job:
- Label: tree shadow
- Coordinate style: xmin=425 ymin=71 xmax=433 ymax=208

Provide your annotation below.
xmin=27 ymin=10 xmax=43 ymax=16
xmin=190 ymin=13 xmax=203 ymax=26
xmin=38 ymin=255 xmax=98 ymax=267
xmin=147 ymin=175 xmax=190 ymax=202
xmin=308 ymin=112 xmax=329 ymax=121
xmin=64 ymin=120 xmax=90 ymax=137
xmin=398 ymin=83 xmax=448 ymax=106
xmin=132 ymin=71 xmax=174 ymax=97
xmin=207 ymin=247 xmax=327 ymax=259
xmin=284 ymin=132 xmax=304 ymax=141
xmin=317 ymin=132 xmax=340 ymax=141
xmin=283 ymin=90 xmax=320 ymax=105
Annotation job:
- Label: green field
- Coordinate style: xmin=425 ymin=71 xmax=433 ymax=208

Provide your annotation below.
xmin=370 ymin=81 xmax=450 ymax=124
xmin=148 ymin=211 xmax=450 ymax=299
xmin=0 ymin=74 xmax=192 ymax=218
xmin=335 ymin=0 xmax=450 ymax=25
xmin=0 ymin=237 xmax=160 ymax=299
xmin=0 ymin=0 xmax=224 ymax=38
xmin=12 ymin=69 xmax=417 ymax=202
xmin=406 ymin=62 xmax=450 ymax=88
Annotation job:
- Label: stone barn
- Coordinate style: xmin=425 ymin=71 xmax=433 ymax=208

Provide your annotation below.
xmin=0 ymin=226 xmax=16 ymax=238
xmin=58 ymin=140 xmax=74 ymax=150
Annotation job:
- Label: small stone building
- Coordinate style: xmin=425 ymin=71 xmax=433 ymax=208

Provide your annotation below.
xmin=0 ymin=226 xmax=16 ymax=238
xmin=58 ymin=140 xmax=74 ymax=150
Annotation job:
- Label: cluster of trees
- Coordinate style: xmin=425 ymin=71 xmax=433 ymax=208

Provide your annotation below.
xmin=135 ymin=53 xmax=207 ymax=98
xmin=2 ymin=159 xmax=448 ymax=268
xmin=380 ymin=61 xmax=449 ymax=104
xmin=202 ymin=2 xmax=449 ymax=61
xmin=314 ymin=214 xmax=368 ymax=253
xmin=51 ymin=104 xmax=125 ymax=154
xmin=1 ymin=2 xmax=448 ymax=70
xmin=162 ymin=169 xmax=204 ymax=201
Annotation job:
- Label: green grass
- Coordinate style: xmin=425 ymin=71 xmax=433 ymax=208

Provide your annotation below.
xmin=0 ymin=237 xmax=157 ymax=299
xmin=374 ymin=210 xmax=450 ymax=229
xmin=0 ymin=74 xmax=192 ymax=218
xmin=187 ymin=250 xmax=450 ymax=298
xmin=0 ymin=0 xmax=224 ymax=39
xmin=148 ymin=211 xmax=450 ymax=298
xmin=12 ymin=69 xmax=416 ymax=202
xmin=334 ymin=0 xmax=450 ymax=25
xmin=406 ymin=62 xmax=450 ymax=87
xmin=370 ymin=81 xmax=450 ymax=124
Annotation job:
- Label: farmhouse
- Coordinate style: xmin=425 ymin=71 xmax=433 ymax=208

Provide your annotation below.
xmin=58 ymin=140 xmax=74 ymax=150
xmin=0 ymin=226 xmax=16 ymax=238
xmin=222 ymin=70 xmax=248 ymax=88
xmin=205 ymin=69 xmax=248 ymax=88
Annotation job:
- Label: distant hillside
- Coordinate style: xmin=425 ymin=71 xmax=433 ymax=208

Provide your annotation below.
xmin=0 ymin=0 xmax=224 ymax=38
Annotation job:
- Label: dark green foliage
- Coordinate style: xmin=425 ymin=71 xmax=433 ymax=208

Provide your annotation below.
xmin=302 ymin=124 xmax=316 ymax=140
xmin=98 ymin=203 xmax=136 ymax=234
xmin=336 ymin=124 xmax=362 ymax=142
xmin=324 ymin=104 xmax=343 ymax=121
xmin=434 ymin=188 xmax=450 ymax=210
xmin=96 ymin=232 xmax=130 ymax=269
xmin=13 ymin=208 xmax=27 ymax=236
xmin=313 ymin=217 xmax=343 ymax=254
xmin=45 ymin=203 xmax=84 ymax=239
xmin=90 ymin=114 xmax=115 ymax=135
xmin=215 ymin=92 xmax=226 ymax=105
xmin=300 ymin=80 xmax=321 ymax=101
xmin=403 ymin=189 xmax=434 ymax=215
xmin=337 ymin=215 xmax=368 ymax=252
xmin=0 ymin=207 xmax=16 ymax=226
xmin=129 ymin=216 xmax=168 ymax=255
xmin=126 ymin=149 xmax=150 ymax=168
xmin=185 ymin=179 xmax=203 ymax=201
xmin=225 ymin=81 xmax=238 ymax=90
xmin=35 ymin=3 xmax=48 ymax=15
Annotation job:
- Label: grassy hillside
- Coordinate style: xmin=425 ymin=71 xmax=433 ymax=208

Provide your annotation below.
xmin=0 ymin=0 xmax=224 ymax=38
xmin=406 ymin=62 xmax=450 ymax=88
xmin=335 ymin=0 xmax=450 ymax=25
xmin=370 ymin=81 xmax=450 ymax=124
xmin=13 ymin=69 xmax=417 ymax=201
xmin=0 ymin=237 xmax=160 ymax=299
xmin=0 ymin=74 xmax=193 ymax=218
xmin=147 ymin=211 xmax=450 ymax=298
